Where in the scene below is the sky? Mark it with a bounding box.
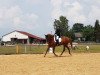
[0,0,100,38]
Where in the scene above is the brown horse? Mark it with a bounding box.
[44,34,73,57]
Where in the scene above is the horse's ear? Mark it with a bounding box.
[44,34,47,37]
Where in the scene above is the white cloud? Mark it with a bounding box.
[50,0,63,19]
[51,0,62,8]
[51,0,87,24]
[0,5,22,26]
[87,6,100,25]
[51,9,63,19]
[22,13,39,29]
[66,2,86,23]
[88,6,100,20]
[0,5,39,30]
[13,17,22,26]
[5,6,22,19]
[80,0,100,5]
[67,2,82,16]
[28,13,38,22]
[26,0,43,5]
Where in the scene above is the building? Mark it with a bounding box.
[74,33,83,41]
[2,30,46,44]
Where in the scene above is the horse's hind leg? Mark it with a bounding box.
[44,47,49,57]
[60,46,65,56]
[66,45,72,55]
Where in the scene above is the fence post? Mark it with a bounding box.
[25,45,27,53]
[16,45,19,54]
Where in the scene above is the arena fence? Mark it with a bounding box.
[0,44,47,55]
[0,44,100,55]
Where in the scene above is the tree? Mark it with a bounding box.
[71,23,95,41]
[68,29,75,41]
[53,16,69,36]
[94,20,100,42]
[72,23,84,32]
[82,25,94,41]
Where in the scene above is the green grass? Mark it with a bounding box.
[72,44,100,53]
[0,44,100,55]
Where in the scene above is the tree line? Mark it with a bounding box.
[53,16,100,42]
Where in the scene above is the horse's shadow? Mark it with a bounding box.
[47,55,72,58]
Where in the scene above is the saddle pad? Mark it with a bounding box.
[59,38,61,42]
[54,37,62,42]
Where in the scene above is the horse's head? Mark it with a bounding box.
[45,34,54,42]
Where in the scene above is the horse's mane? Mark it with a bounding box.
[46,34,54,37]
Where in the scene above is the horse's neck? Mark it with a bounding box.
[48,37,54,43]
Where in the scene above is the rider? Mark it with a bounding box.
[55,27,61,45]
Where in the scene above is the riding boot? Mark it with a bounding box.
[56,40,59,46]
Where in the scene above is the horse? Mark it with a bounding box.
[44,34,73,57]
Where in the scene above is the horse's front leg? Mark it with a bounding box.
[53,47,58,57]
[44,47,49,57]
[59,45,65,56]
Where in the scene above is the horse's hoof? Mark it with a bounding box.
[70,54,72,56]
[54,54,58,57]
[55,55,58,57]
[59,55,62,57]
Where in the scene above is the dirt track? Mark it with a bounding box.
[0,53,100,75]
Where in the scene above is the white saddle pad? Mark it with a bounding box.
[59,38,61,42]
[54,37,62,42]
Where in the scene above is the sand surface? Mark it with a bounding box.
[0,53,100,75]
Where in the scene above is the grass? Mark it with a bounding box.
[72,44,100,53]
[0,44,100,55]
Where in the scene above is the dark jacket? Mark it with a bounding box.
[55,28,61,37]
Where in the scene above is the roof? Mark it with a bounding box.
[17,30,45,40]
[2,30,45,40]
[74,33,83,38]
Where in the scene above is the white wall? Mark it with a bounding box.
[2,31,28,42]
